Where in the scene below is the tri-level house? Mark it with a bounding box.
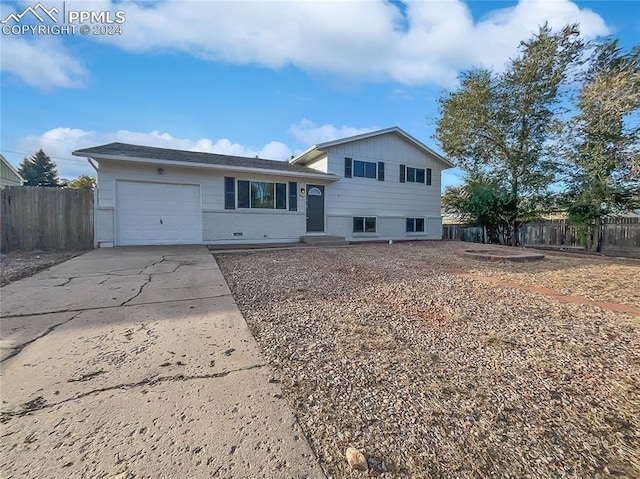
[73,127,453,247]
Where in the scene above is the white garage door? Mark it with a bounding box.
[116,181,201,246]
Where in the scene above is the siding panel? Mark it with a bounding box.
[321,133,445,240]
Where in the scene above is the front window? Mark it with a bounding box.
[251,182,274,208]
[353,216,377,233]
[238,180,287,209]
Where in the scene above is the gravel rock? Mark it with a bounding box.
[346,447,368,471]
[1,250,87,286]
[217,241,640,478]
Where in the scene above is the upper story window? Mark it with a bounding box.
[400,164,432,185]
[345,158,384,181]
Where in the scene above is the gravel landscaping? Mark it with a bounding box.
[0,250,88,286]
[216,241,639,479]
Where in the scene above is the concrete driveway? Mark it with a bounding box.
[0,246,324,479]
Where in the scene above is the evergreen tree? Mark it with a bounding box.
[17,150,60,187]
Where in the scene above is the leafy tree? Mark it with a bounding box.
[67,175,96,189]
[17,149,60,187]
[443,176,514,244]
[560,40,640,251]
[435,24,583,245]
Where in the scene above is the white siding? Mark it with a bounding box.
[95,160,321,245]
[321,133,445,240]
[203,211,304,244]
[95,207,114,247]
[306,157,328,173]
[1,159,23,188]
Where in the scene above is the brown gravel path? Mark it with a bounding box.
[452,271,640,317]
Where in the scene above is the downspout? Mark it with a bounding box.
[87,158,98,249]
[87,157,98,171]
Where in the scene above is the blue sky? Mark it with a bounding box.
[1,0,638,190]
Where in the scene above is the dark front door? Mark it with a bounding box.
[306,184,325,232]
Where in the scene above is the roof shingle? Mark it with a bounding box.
[73,142,334,176]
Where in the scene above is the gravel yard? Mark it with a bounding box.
[0,250,87,286]
[216,241,639,479]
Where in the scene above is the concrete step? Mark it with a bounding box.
[299,235,349,246]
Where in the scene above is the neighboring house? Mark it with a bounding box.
[0,154,25,188]
[72,127,453,247]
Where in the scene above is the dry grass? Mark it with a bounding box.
[217,242,640,478]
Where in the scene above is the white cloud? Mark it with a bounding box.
[288,120,377,146]
[0,36,87,90]
[93,0,608,87]
[1,0,610,90]
[16,128,293,179]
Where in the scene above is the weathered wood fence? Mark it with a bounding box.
[1,186,94,252]
[443,217,640,258]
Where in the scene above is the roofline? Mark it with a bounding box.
[0,154,25,183]
[290,126,454,168]
[72,151,340,182]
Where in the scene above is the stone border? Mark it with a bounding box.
[452,271,640,317]
[461,249,545,262]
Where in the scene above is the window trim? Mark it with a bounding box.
[353,216,377,233]
[236,179,288,210]
[350,159,377,179]
[406,217,426,233]
[400,164,432,185]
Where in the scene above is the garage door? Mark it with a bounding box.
[116,181,201,246]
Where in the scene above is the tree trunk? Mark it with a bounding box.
[593,217,602,253]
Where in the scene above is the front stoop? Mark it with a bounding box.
[299,235,349,246]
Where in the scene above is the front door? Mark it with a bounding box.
[306,184,325,233]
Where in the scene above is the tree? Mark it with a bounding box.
[17,150,60,187]
[67,175,96,189]
[442,175,513,244]
[435,24,583,245]
[560,41,640,251]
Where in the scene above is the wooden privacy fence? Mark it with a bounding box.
[1,186,94,252]
[443,218,640,258]
[521,218,640,257]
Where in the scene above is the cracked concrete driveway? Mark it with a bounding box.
[0,246,324,479]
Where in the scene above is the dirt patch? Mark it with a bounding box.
[217,242,640,478]
[1,250,88,286]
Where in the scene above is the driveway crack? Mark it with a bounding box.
[54,277,74,287]
[1,311,83,363]
[0,364,267,422]
[0,293,233,319]
[139,256,167,275]
[120,274,152,306]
